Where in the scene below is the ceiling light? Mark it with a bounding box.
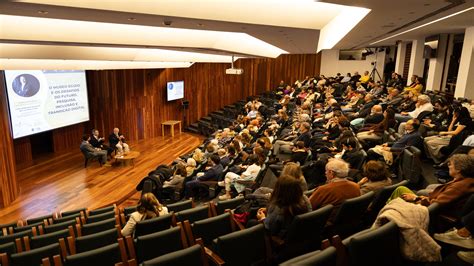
[128,17,136,21]
[0,59,194,70]
[0,15,286,58]
[37,10,48,14]
[371,7,474,45]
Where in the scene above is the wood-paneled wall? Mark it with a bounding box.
[12,53,320,171]
[0,72,19,207]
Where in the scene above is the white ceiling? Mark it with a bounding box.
[0,0,473,70]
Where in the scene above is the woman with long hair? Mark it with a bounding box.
[121,193,168,237]
[256,175,311,238]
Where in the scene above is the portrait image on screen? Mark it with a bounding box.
[167,81,184,101]
[4,70,90,139]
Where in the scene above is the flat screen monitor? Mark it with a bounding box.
[3,70,90,139]
[167,80,184,101]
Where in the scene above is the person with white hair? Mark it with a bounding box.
[395,94,433,126]
[308,158,360,210]
[109,127,129,155]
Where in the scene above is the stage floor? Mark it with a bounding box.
[0,133,203,224]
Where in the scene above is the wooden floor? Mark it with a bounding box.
[0,133,203,224]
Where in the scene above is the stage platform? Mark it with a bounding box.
[0,133,203,224]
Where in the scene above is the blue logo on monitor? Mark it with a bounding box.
[168,83,174,90]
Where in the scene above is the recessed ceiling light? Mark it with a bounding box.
[197,23,204,27]
[38,10,48,14]
[128,17,136,21]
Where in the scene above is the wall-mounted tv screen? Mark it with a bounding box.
[167,80,184,101]
[3,70,90,139]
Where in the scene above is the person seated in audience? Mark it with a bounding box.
[461,99,474,119]
[366,119,422,165]
[218,154,262,200]
[340,73,351,83]
[367,81,384,97]
[216,129,232,147]
[419,98,450,137]
[386,72,402,88]
[425,106,473,164]
[276,80,286,93]
[162,163,188,198]
[192,148,205,164]
[256,175,312,238]
[185,154,223,199]
[80,134,111,167]
[308,158,360,211]
[359,70,371,84]
[273,122,311,156]
[121,193,168,237]
[351,71,361,83]
[217,148,230,167]
[342,91,364,111]
[349,93,377,120]
[109,127,129,155]
[357,160,392,195]
[383,88,404,106]
[357,107,396,147]
[395,91,418,113]
[185,158,197,177]
[396,94,433,132]
[269,141,308,174]
[390,154,474,216]
[350,104,384,130]
[90,129,114,157]
[403,75,424,95]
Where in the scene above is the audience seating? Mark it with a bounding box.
[10,242,62,266]
[126,224,188,264]
[280,246,337,266]
[60,208,87,219]
[60,240,129,266]
[342,221,403,266]
[76,217,119,237]
[81,150,102,168]
[24,228,71,253]
[184,212,241,246]
[81,210,118,224]
[134,213,175,238]
[167,199,194,213]
[398,146,424,187]
[210,197,245,215]
[141,244,215,266]
[175,205,213,224]
[40,219,78,235]
[68,228,120,254]
[272,204,334,261]
[210,224,271,266]
[365,180,409,224]
[328,191,375,238]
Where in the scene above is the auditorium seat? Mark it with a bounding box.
[77,218,119,237]
[342,221,403,266]
[280,246,337,266]
[0,231,32,247]
[10,242,61,266]
[366,180,409,224]
[211,197,245,215]
[184,212,240,246]
[0,242,17,265]
[13,221,43,234]
[272,204,334,261]
[126,225,188,264]
[327,191,375,238]
[81,210,117,224]
[175,205,212,224]
[1,222,18,235]
[81,149,102,168]
[167,199,194,213]
[68,228,120,254]
[62,240,129,266]
[210,224,271,266]
[141,244,213,266]
[60,208,87,219]
[87,205,118,217]
[134,213,175,238]
[26,214,55,226]
[24,228,72,251]
[40,219,78,235]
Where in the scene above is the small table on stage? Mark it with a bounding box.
[115,151,140,167]
[161,120,182,137]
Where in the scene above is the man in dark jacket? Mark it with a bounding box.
[184,155,223,198]
[90,129,114,156]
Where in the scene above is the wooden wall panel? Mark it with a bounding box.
[12,53,320,170]
[0,72,19,207]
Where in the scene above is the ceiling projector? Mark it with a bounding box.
[225,68,244,75]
